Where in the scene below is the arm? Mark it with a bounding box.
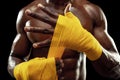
[25,5,120,79]
[88,4,120,79]
[8,7,63,79]
[7,9,32,77]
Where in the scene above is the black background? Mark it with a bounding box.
[0,0,119,80]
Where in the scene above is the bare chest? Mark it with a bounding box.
[26,6,93,43]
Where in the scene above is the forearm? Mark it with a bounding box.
[7,55,24,77]
[50,12,102,60]
[92,49,120,79]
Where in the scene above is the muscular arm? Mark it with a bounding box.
[87,4,120,79]
[23,2,120,79]
[7,9,32,77]
[7,7,62,79]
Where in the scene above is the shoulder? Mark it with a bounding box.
[16,0,45,25]
[84,2,105,20]
[16,1,38,33]
[16,0,46,33]
[16,1,36,24]
[83,2,107,28]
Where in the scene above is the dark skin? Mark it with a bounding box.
[8,0,119,80]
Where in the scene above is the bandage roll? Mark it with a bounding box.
[14,57,57,80]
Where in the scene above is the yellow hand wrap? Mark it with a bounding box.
[48,12,102,61]
[14,57,57,80]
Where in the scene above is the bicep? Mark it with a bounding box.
[92,6,118,52]
[93,26,118,53]
[91,5,120,79]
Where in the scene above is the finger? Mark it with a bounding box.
[25,9,57,26]
[57,68,62,77]
[24,26,54,34]
[25,9,50,23]
[33,38,51,48]
[56,58,64,70]
[56,58,64,77]
[37,3,58,18]
[58,77,65,80]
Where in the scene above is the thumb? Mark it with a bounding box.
[64,3,72,15]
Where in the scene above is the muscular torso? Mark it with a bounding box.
[24,1,95,80]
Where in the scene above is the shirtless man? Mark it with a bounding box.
[8,0,120,80]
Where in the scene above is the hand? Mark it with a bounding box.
[25,3,60,48]
[24,3,71,48]
[25,3,59,27]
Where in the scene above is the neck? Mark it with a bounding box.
[70,0,87,7]
[46,0,70,6]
